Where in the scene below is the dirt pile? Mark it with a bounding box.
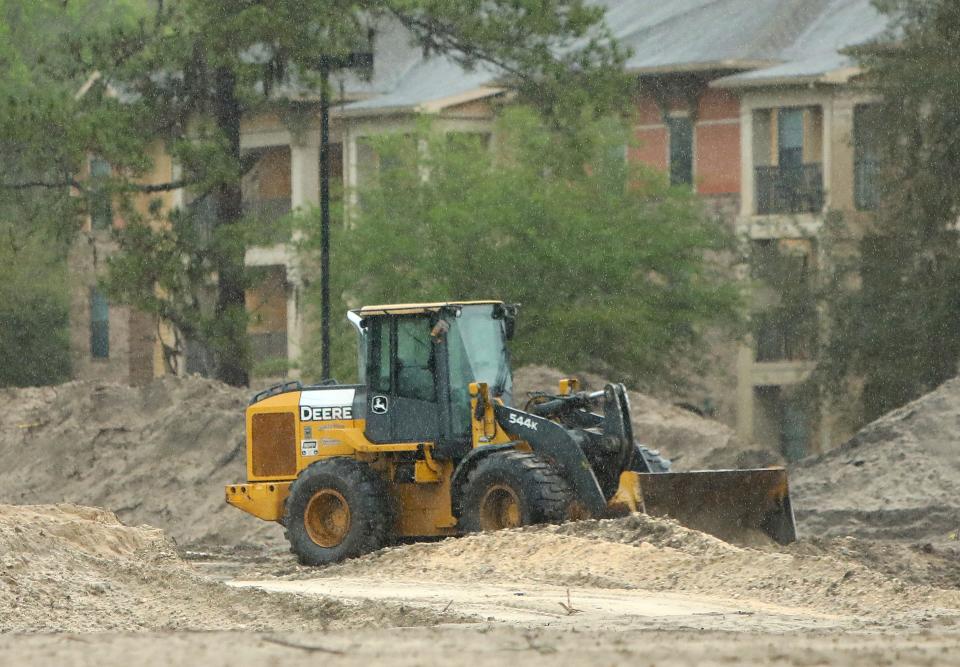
[0,504,454,633]
[513,365,781,470]
[791,377,960,540]
[0,377,281,549]
[288,513,960,618]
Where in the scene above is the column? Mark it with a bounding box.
[739,103,755,219]
[289,135,320,210]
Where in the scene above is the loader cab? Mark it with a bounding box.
[353,301,515,456]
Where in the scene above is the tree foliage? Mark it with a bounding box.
[299,109,742,389]
[1,0,629,386]
[820,0,960,421]
[0,1,149,387]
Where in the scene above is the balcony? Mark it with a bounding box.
[755,164,824,215]
[855,159,880,211]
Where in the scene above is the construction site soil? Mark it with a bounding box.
[791,376,960,541]
[2,371,960,665]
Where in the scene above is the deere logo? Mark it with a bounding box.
[371,395,389,414]
[300,405,353,422]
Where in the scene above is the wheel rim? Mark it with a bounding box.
[479,484,523,531]
[304,489,351,547]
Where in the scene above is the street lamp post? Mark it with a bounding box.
[316,50,372,381]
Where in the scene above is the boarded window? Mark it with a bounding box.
[667,116,693,186]
[90,287,109,359]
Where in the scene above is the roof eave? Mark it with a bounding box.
[627,59,781,76]
[336,86,504,119]
[711,66,863,90]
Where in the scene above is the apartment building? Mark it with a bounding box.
[69,0,889,458]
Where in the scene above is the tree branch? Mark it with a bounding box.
[0,178,86,192]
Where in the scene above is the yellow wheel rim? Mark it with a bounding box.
[479,484,523,531]
[304,489,351,548]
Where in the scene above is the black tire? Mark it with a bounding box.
[460,450,572,532]
[283,457,392,565]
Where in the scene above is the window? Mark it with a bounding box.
[90,288,110,359]
[368,318,392,394]
[395,318,435,402]
[777,109,804,168]
[366,316,436,402]
[89,158,112,230]
[667,116,693,186]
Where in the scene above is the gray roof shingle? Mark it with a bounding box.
[341,0,890,113]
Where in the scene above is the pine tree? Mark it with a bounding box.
[2,0,628,386]
[821,0,960,421]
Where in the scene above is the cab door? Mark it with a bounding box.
[364,315,440,443]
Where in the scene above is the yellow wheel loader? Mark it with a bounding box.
[226,300,796,565]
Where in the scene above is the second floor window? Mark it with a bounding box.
[89,158,112,230]
[667,116,693,186]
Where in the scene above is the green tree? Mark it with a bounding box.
[3,0,628,387]
[0,0,148,387]
[820,0,960,421]
[298,109,742,390]
[0,220,72,387]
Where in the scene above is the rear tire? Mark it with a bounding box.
[460,451,572,532]
[283,457,391,565]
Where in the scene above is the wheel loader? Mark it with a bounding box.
[225,300,796,564]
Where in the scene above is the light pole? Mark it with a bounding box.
[316,50,372,380]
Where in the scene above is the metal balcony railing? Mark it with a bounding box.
[755,164,824,215]
[854,159,880,210]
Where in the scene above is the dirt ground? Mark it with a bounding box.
[3,374,960,665]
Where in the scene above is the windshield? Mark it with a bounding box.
[446,305,513,437]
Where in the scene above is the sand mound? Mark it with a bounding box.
[287,513,960,618]
[513,365,781,470]
[0,377,281,549]
[0,504,454,633]
[791,377,960,540]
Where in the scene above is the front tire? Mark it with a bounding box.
[460,451,572,532]
[283,457,391,565]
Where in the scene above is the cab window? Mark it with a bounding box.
[395,317,436,402]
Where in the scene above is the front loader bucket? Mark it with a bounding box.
[637,468,797,545]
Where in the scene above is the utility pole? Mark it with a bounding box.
[316,48,373,381]
[319,59,331,380]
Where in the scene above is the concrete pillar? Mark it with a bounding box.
[284,136,320,378]
[735,343,755,443]
[345,126,360,224]
[829,96,857,213]
[739,104,755,218]
[821,97,834,211]
[285,256,302,379]
[290,136,320,210]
